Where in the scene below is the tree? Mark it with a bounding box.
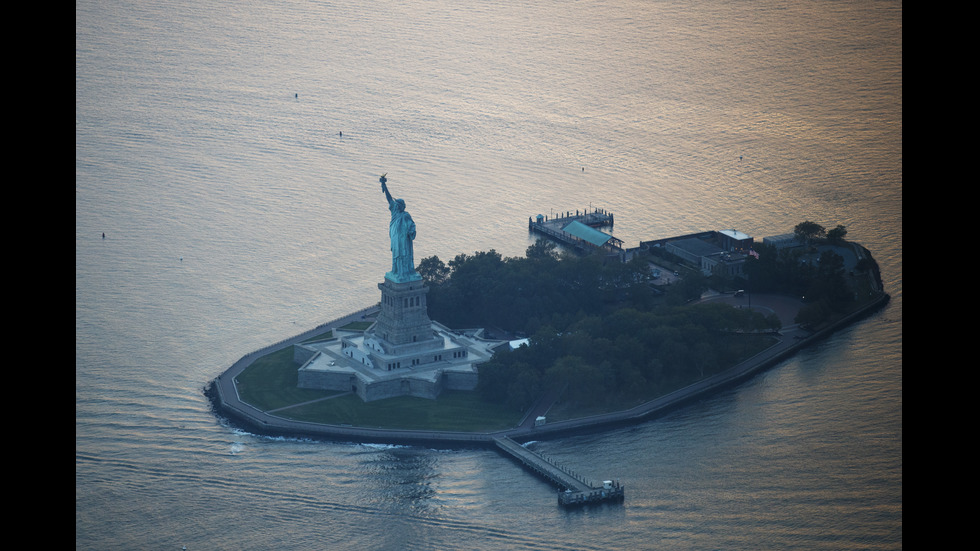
[546,355,607,406]
[794,221,826,245]
[826,224,848,244]
[507,367,541,411]
[807,250,851,305]
[667,269,708,304]
[525,238,559,261]
[417,255,449,286]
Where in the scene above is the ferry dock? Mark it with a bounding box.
[528,207,622,255]
[494,436,624,507]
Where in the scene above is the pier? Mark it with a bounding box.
[494,436,624,507]
[528,208,622,254]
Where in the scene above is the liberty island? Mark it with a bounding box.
[205,174,888,507]
[207,172,890,438]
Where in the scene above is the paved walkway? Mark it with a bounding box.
[695,292,804,328]
[209,292,889,447]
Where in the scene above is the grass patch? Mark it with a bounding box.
[300,329,333,343]
[235,329,780,431]
[279,390,521,431]
[339,321,373,331]
[235,347,342,410]
[234,346,522,431]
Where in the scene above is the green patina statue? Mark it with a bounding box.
[380,174,421,283]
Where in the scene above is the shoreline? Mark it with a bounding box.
[206,291,891,449]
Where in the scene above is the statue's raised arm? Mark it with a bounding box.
[380,173,394,208]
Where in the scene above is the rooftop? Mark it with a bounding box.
[298,321,503,384]
[718,229,751,241]
[562,220,617,247]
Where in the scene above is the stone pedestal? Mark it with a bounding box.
[370,277,441,351]
[297,277,504,401]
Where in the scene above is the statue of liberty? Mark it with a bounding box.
[380,174,421,283]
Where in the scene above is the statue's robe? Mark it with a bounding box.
[388,202,417,279]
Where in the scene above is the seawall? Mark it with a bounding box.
[206,291,890,447]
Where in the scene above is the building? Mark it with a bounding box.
[701,250,750,277]
[560,220,624,253]
[528,208,621,256]
[644,229,755,278]
[296,277,506,402]
[716,229,753,252]
[762,233,803,249]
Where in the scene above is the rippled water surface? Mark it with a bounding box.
[77,1,901,549]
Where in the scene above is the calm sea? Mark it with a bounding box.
[76,0,901,549]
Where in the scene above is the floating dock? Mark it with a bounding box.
[528,208,622,254]
[494,436,624,507]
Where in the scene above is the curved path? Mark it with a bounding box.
[695,292,805,328]
[208,293,890,448]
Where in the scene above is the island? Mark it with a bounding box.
[205,188,889,506]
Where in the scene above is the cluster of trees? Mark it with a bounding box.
[419,240,780,411]
[418,218,866,411]
[744,243,850,300]
[746,221,861,327]
[419,241,659,336]
[478,303,779,411]
[793,220,848,245]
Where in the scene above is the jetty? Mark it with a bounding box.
[528,208,622,254]
[494,436,624,507]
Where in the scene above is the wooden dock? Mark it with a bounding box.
[528,208,622,254]
[494,436,624,507]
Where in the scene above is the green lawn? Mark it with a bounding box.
[278,391,521,431]
[234,327,780,431]
[338,321,374,331]
[234,344,523,431]
[234,346,342,410]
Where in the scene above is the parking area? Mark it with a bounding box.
[646,261,681,285]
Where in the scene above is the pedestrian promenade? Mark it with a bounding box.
[209,292,889,446]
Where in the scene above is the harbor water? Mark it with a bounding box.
[76,1,902,549]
